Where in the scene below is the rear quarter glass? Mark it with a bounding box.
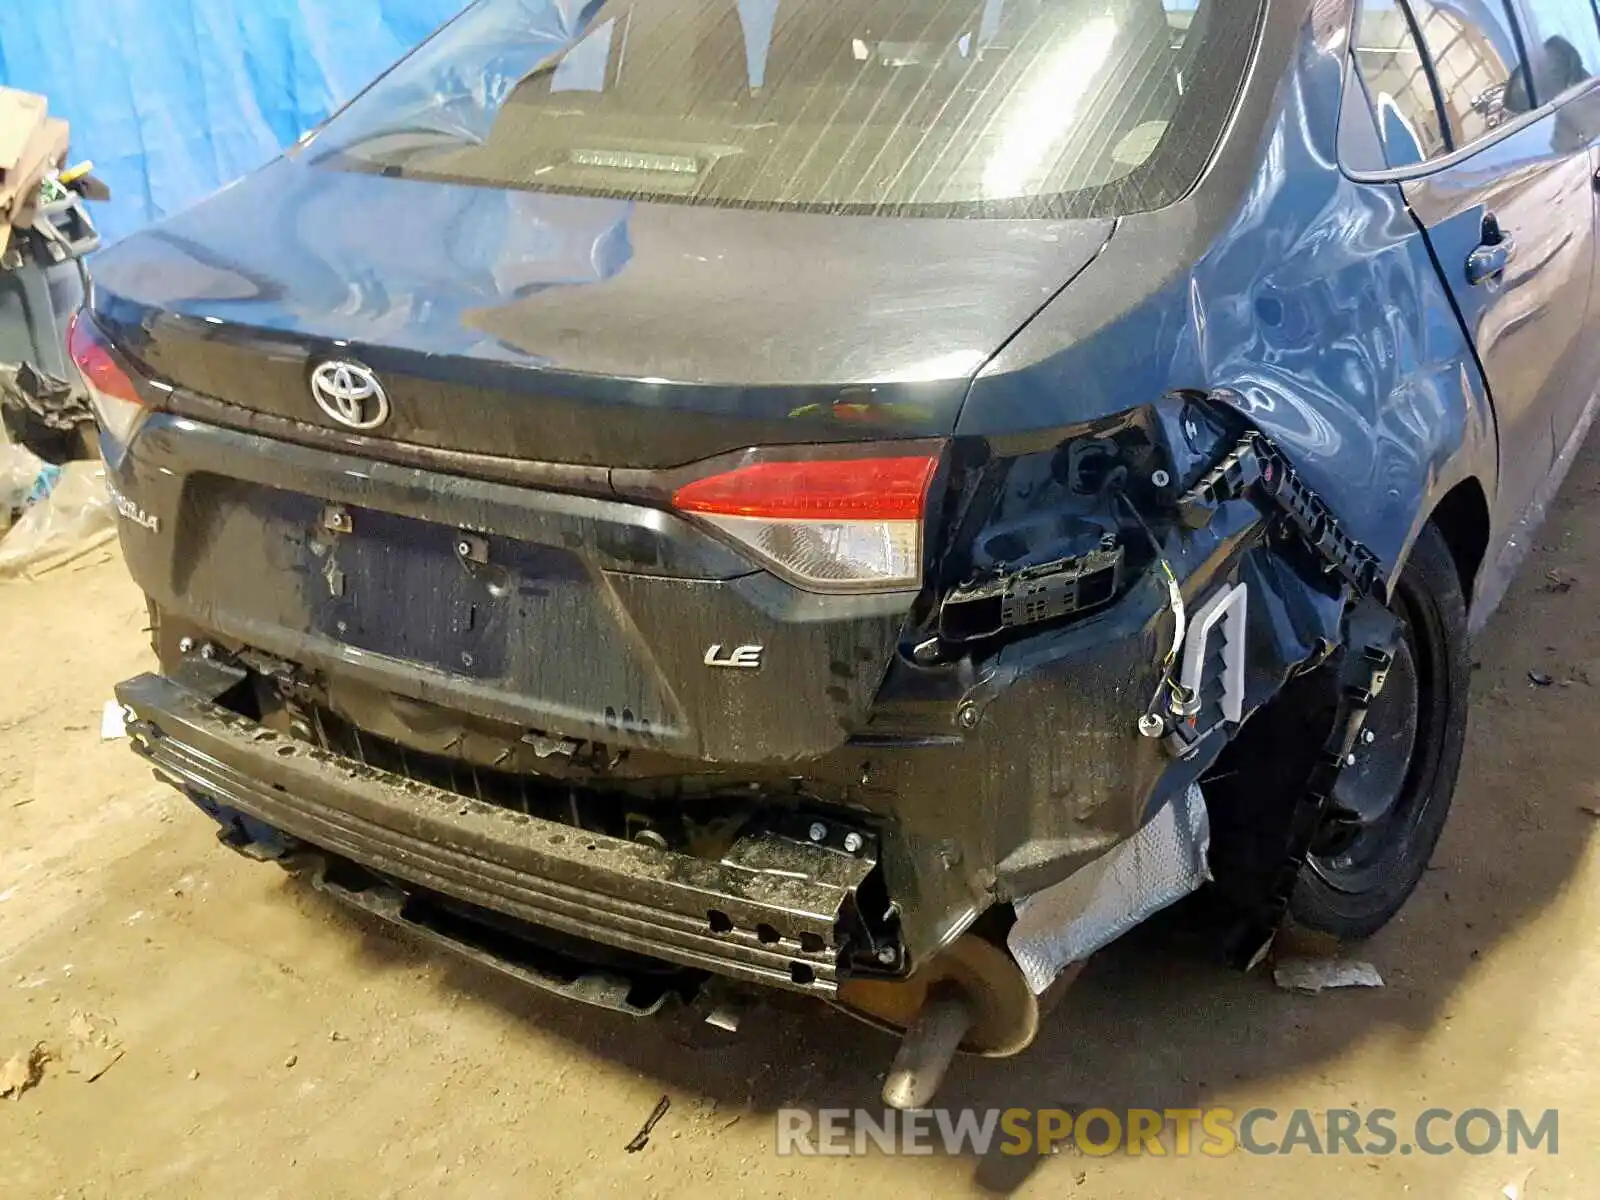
[309,0,1263,219]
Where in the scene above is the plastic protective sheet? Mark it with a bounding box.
[0,0,464,244]
[0,457,113,578]
[0,439,43,519]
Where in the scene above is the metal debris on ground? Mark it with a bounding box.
[62,1010,123,1083]
[625,1095,671,1152]
[1502,1165,1536,1199]
[702,1005,742,1033]
[0,1042,49,1097]
[1542,569,1575,593]
[1528,671,1554,687]
[100,699,128,740]
[1272,958,1385,993]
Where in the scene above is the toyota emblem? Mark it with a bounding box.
[310,361,391,431]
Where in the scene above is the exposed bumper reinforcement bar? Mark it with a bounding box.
[115,671,879,996]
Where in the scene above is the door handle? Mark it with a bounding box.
[1465,215,1516,286]
[1466,240,1514,285]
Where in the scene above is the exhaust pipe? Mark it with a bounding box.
[881,986,974,1109]
[838,933,1049,1109]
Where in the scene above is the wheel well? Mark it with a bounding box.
[1205,485,1487,920]
[1427,480,1490,605]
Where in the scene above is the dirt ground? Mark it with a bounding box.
[2,437,1598,1199]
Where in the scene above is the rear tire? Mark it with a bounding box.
[1290,522,1470,938]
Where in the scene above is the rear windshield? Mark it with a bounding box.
[311,0,1261,218]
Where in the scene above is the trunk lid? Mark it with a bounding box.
[91,156,1113,467]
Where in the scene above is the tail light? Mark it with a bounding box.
[68,312,149,452]
[672,450,941,592]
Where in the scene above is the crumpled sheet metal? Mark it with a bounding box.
[314,0,597,156]
[1007,783,1210,995]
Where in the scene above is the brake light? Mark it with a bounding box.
[68,312,148,452]
[672,453,939,591]
[68,313,140,402]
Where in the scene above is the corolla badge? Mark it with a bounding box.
[106,483,159,533]
[311,361,390,430]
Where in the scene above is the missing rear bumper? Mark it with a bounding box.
[299,849,691,1016]
[117,670,898,998]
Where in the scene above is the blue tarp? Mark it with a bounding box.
[0,0,465,244]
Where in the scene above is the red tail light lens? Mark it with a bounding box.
[67,313,142,406]
[672,452,940,592]
[672,456,938,521]
[68,313,149,453]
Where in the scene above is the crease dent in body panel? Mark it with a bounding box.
[308,0,604,154]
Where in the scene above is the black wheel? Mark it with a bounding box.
[1290,522,1470,938]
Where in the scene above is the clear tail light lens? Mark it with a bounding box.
[672,453,940,592]
[67,312,148,451]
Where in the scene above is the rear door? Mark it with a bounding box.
[1364,0,1600,527]
[1511,0,1600,449]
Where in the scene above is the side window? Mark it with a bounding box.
[1354,2,1451,166]
[1407,0,1531,146]
[1517,0,1600,98]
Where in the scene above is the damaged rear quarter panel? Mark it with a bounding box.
[957,0,1495,582]
[919,1,1496,928]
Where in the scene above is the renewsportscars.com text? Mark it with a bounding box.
[776,1106,1558,1158]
